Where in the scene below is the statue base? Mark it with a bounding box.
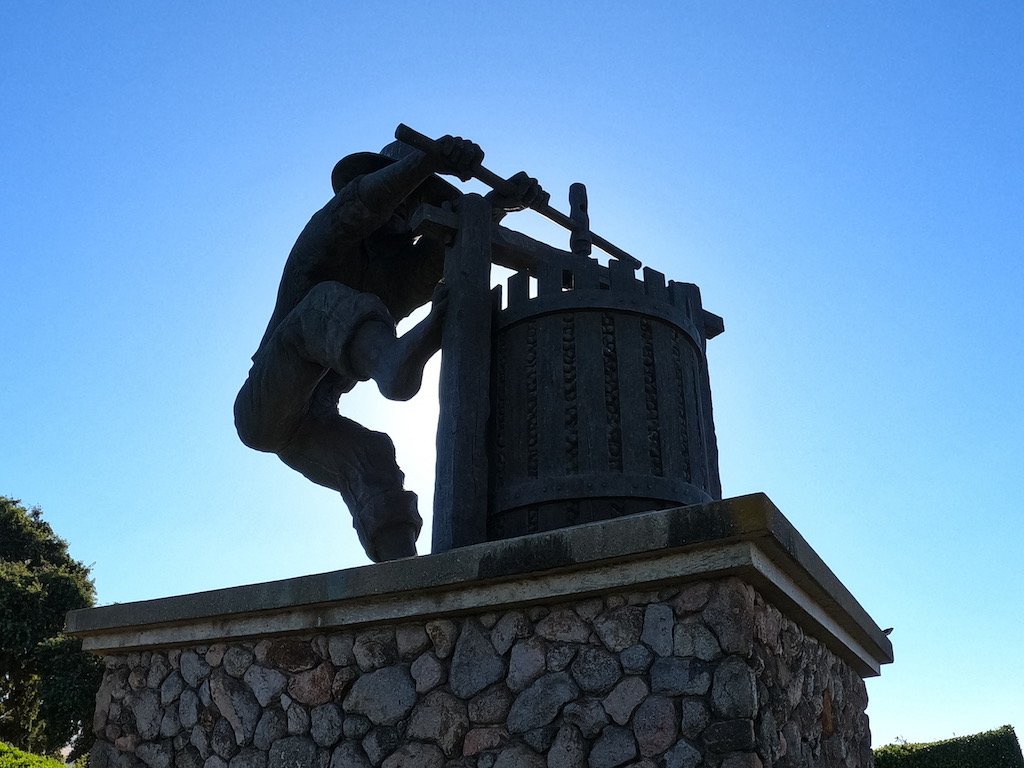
[68,493,892,768]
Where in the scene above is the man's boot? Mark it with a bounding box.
[353,489,422,562]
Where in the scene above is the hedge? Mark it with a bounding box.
[875,725,1023,768]
[0,743,66,768]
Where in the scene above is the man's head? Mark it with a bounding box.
[331,141,461,204]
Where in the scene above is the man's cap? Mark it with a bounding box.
[331,141,461,202]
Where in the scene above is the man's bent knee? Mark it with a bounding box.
[234,382,294,453]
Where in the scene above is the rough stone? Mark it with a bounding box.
[181,652,212,688]
[366,729,401,768]
[546,643,577,672]
[138,741,174,768]
[679,698,710,739]
[640,605,673,657]
[342,665,416,726]
[626,590,661,606]
[178,746,204,768]
[507,637,546,692]
[548,724,586,768]
[673,621,722,661]
[266,641,317,673]
[131,689,162,740]
[108,667,130,701]
[492,743,545,768]
[223,648,254,679]
[342,714,371,741]
[662,739,701,768]
[288,662,335,706]
[463,727,509,756]
[450,620,505,699]
[672,583,713,614]
[190,725,211,759]
[490,611,529,655]
[329,743,369,768]
[522,726,558,753]
[507,672,578,733]
[650,658,710,696]
[720,754,763,768]
[161,672,186,707]
[353,630,397,672]
[394,625,430,660]
[633,696,677,757]
[253,709,286,752]
[161,708,182,739]
[589,726,637,768]
[93,675,116,735]
[326,634,355,667]
[212,718,240,760]
[331,667,358,700]
[468,684,514,724]
[702,580,754,657]
[602,677,648,726]
[406,690,469,757]
[87,565,876,768]
[619,644,653,675]
[703,719,756,753]
[268,737,316,768]
[574,599,604,622]
[244,666,287,708]
[148,655,172,689]
[535,609,590,644]
[425,619,458,659]
[286,703,310,736]
[380,742,444,768]
[309,704,343,747]
[410,651,446,694]
[129,668,148,691]
[206,646,227,668]
[228,749,266,768]
[211,669,262,745]
[570,646,621,695]
[593,607,643,653]
[115,734,141,754]
[562,699,608,739]
[712,656,758,719]
[361,727,400,767]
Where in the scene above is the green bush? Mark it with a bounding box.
[875,725,1024,768]
[0,742,67,768]
[0,497,101,759]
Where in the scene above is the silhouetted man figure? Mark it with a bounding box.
[235,135,538,562]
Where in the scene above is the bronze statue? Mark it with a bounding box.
[235,135,540,562]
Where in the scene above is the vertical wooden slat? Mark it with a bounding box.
[613,313,649,477]
[433,194,493,553]
[507,271,530,308]
[643,267,668,303]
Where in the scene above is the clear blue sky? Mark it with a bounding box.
[3,1,1022,749]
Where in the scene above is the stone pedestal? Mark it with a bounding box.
[68,494,892,768]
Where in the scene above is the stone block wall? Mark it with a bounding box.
[89,576,872,768]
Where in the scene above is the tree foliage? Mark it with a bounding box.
[875,725,1024,768]
[0,741,67,768]
[1,496,102,758]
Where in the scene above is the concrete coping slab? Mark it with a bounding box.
[66,492,893,676]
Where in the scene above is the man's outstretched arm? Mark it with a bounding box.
[357,135,482,216]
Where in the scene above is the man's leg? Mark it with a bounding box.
[277,409,422,561]
[234,281,388,453]
[349,282,448,402]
